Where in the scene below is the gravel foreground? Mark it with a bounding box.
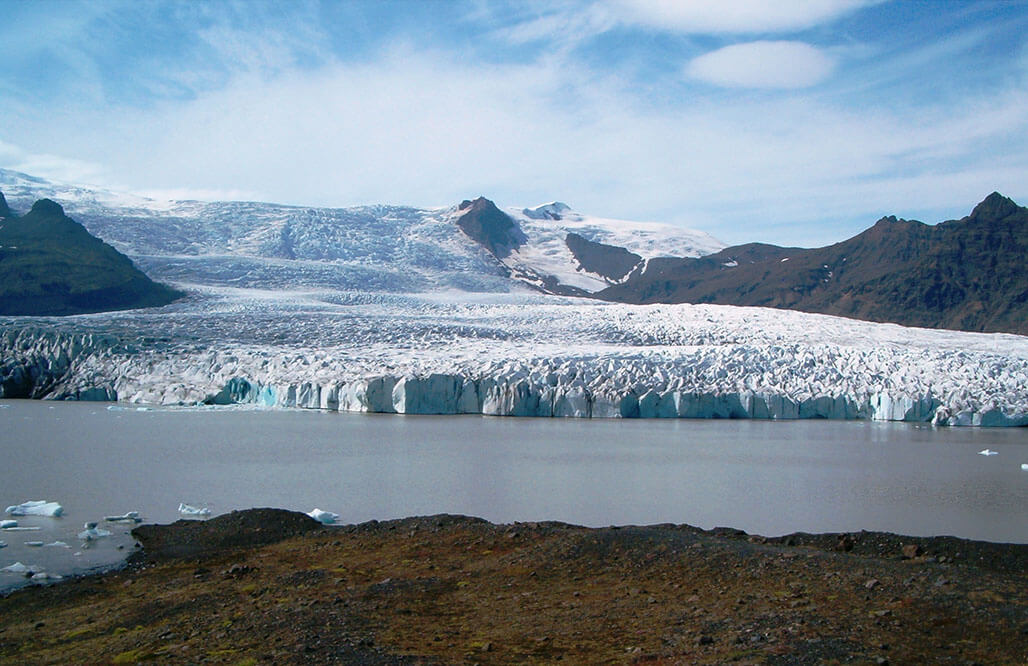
[1,508,1026,664]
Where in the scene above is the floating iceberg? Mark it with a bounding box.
[77,522,112,540]
[30,572,63,581]
[978,449,999,456]
[24,541,44,547]
[5,500,64,517]
[0,520,16,529]
[1021,463,1028,471]
[307,508,340,525]
[44,541,70,548]
[0,541,5,548]
[178,503,212,517]
[104,511,142,523]
[2,562,37,574]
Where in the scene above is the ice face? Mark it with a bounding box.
[2,291,1027,426]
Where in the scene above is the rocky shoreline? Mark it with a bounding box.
[1,508,1026,663]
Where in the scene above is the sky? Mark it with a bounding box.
[1,0,1027,247]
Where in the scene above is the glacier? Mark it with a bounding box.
[1,168,1027,426]
[2,290,1027,426]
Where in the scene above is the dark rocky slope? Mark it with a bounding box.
[565,231,642,281]
[0,194,182,316]
[600,193,1028,334]
[454,196,526,258]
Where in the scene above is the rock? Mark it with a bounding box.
[902,544,923,559]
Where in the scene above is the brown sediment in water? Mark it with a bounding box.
[1,508,1026,664]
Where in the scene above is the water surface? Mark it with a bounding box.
[2,400,1026,590]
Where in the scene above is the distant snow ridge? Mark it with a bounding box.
[2,295,1026,426]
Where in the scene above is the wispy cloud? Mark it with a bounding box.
[611,0,879,34]
[1,1,1025,247]
[0,140,107,185]
[687,41,836,89]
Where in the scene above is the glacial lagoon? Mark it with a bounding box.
[1,399,1027,590]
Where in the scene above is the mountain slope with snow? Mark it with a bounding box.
[0,170,723,297]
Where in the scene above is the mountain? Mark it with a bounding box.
[0,169,724,297]
[0,195,182,316]
[599,193,1028,335]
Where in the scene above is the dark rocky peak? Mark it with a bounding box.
[0,190,10,218]
[454,196,525,259]
[29,198,66,217]
[967,192,1021,224]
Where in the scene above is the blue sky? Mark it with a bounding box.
[1,0,1026,246]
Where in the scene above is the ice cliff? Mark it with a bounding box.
[2,293,1026,426]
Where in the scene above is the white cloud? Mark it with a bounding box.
[613,0,878,34]
[687,41,835,88]
[0,139,106,185]
[4,36,1026,247]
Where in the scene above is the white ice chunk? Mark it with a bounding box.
[0,520,16,529]
[78,524,112,540]
[178,503,212,517]
[1021,463,1028,471]
[0,526,40,531]
[25,541,44,547]
[104,511,142,523]
[43,541,70,548]
[978,449,998,456]
[5,500,64,517]
[307,508,339,525]
[2,562,37,574]
[0,542,6,548]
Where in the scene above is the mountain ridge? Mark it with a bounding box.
[0,194,182,316]
[599,192,1028,335]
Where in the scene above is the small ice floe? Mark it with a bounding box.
[77,522,112,540]
[44,541,70,548]
[30,572,63,582]
[1021,463,1028,471]
[0,520,17,529]
[0,526,40,531]
[5,500,64,517]
[307,508,340,525]
[978,449,998,456]
[0,541,6,548]
[2,562,38,575]
[104,511,142,524]
[24,541,44,547]
[178,503,212,517]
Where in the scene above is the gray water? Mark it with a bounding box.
[2,400,1027,590]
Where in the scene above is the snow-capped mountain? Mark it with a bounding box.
[0,169,724,296]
